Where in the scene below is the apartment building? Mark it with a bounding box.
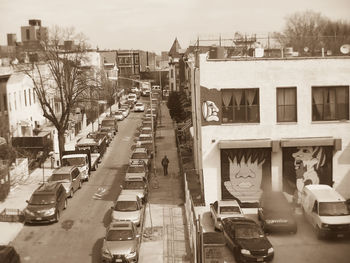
[191,53,350,206]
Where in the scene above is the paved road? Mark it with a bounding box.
[201,210,350,263]
[12,111,143,263]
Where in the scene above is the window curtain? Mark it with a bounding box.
[284,88,296,121]
[313,88,324,118]
[233,90,243,110]
[246,89,256,105]
[328,89,336,119]
[222,90,232,108]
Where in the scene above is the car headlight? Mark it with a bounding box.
[241,249,251,255]
[102,248,112,259]
[268,247,274,254]
[44,208,56,216]
[24,209,35,216]
[126,251,136,259]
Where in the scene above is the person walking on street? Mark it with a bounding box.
[161,155,169,176]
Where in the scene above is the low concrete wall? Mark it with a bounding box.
[9,158,29,185]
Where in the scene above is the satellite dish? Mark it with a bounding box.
[304,47,309,52]
[340,44,350,54]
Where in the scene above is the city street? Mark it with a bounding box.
[11,110,143,262]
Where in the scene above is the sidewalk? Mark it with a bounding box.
[0,104,117,245]
[139,103,191,263]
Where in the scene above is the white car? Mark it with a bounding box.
[111,193,144,226]
[134,102,145,112]
[114,110,125,121]
[210,200,244,231]
[120,107,129,117]
[128,93,137,104]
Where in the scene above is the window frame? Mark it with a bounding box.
[221,88,260,124]
[311,86,349,121]
[276,87,297,123]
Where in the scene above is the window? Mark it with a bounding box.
[33,89,36,103]
[8,93,11,111]
[26,29,30,40]
[222,88,260,123]
[3,94,7,111]
[277,87,297,122]
[312,86,349,121]
[14,92,17,110]
[29,89,32,105]
[171,69,174,78]
[24,90,27,106]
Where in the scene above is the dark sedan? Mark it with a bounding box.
[258,191,297,234]
[222,217,274,263]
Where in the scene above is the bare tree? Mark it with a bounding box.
[20,26,96,163]
[274,10,328,55]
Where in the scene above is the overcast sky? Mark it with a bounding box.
[0,0,349,54]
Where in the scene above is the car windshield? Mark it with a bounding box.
[220,206,241,214]
[139,137,151,141]
[128,166,145,173]
[235,225,263,239]
[136,103,143,106]
[29,194,55,205]
[62,157,85,166]
[319,202,350,216]
[115,201,138,211]
[132,153,147,159]
[50,174,70,182]
[106,230,134,241]
[123,181,145,189]
[101,120,115,126]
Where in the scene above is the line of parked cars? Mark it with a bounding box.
[101,96,159,263]
[23,115,118,225]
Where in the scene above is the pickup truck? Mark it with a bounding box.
[75,138,102,169]
[62,150,97,181]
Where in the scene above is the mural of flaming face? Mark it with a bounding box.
[224,156,265,200]
[292,146,325,203]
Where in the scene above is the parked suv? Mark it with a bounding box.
[0,245,21,263]
[48,166,82,198]
[24,182,67,224]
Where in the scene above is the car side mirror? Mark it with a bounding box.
[136,234,140,238]
[120,185,123,189]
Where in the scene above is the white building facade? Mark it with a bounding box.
[194,54,350,206]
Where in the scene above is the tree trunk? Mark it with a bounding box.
[57,130,66,165]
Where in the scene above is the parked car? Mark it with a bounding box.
[114,110,125,121]
[222,217,274,263]
[120,107,129,118]
[101,221,140,263]
[126,160,149,179]
[24,182,67,224]
[128,93,137,104]
[111,193,144,226]
[136,134,153,144]
[301,184,350,239]
[100,116,118,137]
[87,131,111,147]
[139,126,152,135]
[0,245,21,263]
[48,166,82,198]
[258,191,297,234]
[129,148,151,169]
[210,200,244,231]
[134,102,145,112]
[121,175,148,203]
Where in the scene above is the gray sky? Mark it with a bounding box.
[0,0,349,54]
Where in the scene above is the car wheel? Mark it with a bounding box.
[70,189,74,198]
[79,180,82,189]
[55,211,60,222]
[64,199,67,209]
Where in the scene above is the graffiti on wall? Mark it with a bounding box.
[282,146,333,204]
[221,149,271,203]
[202,101,219,122]
[200,86,222,125]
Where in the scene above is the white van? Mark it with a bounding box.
[301,184,350,239]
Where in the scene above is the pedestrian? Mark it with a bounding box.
[161,155,169,176]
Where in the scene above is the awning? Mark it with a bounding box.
[280,137,340,147]
[218,139,272,149]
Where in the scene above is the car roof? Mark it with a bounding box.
[62,154,86,159]
[52,166,76,174]
[108,221,134,230]
[222,217,257,226]
[102,116,115,121]
[116,193,139,201]
[304,185,344,201]
[133,148,147,153]
[77,138,97,145]
[217,200,240,206]
[34,182,62,194]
